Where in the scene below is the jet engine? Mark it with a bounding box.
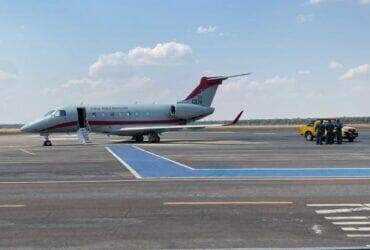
[172,103,214,120]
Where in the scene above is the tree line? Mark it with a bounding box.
[198,117,370,125]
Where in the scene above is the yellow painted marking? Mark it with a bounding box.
[0,204,25,208]
[19,148,35,156]
[163,201,293,206]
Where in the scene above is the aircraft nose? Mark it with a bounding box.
[20,124,31,132]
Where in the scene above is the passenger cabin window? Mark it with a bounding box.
[55,110,66,117]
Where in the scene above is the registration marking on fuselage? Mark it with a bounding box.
[106,145,370,179]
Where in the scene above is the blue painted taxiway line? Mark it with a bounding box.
[107,145,370,179]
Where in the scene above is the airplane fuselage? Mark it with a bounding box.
[21,103,214,136]
[21,74,249,145]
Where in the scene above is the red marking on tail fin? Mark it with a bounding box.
[185,77,224,100]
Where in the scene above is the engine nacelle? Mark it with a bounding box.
[173,103,214,120]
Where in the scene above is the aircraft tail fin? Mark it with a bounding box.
[179,73,251,107]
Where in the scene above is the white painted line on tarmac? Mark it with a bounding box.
[132,146,195,170]
[341,227,370,231]
[333,221,370,225]
[163,201,293,206]
[347,234,370,238]
[316,207,370,214]
[307,204,363,207]
[325,216,370,220]
[105,147,142,179]
[19,148,35,156]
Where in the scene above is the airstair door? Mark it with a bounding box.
[77,107,87,128]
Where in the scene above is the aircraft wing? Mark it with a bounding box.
[118,111,244,134]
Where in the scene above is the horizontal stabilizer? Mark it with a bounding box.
[225,110,244,126]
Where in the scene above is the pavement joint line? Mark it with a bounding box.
[163,201,293,206]
[19,148,35,156]
[2,177,370,185]
[0,204,25,208]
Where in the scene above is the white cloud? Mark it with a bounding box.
[89,42,192,77]
[297,69,311,75]
[309,0,367,5]
[196,25,217,34]
[339,64,370,80]
[296,14,315,23]
[0,70,17,82]
[126,42,192,66]
[45,42,193,107]
[264,75,295,85]
[309,0,325,4]
[329,61,344,69]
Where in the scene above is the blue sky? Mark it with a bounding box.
[0,0,370,123]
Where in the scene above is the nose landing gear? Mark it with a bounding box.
[42,134,52,146]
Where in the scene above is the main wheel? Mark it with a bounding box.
[43,140,52,146]
[148,132,160,143]
[348,137,354,142]
[305,132,313,141]
[134,134,144,143]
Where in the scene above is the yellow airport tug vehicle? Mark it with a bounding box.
[299,119,359,142]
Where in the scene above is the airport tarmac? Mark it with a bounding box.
[1,130,370,249]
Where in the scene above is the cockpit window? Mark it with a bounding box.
[44,110,55,117]
[55,110,67,117]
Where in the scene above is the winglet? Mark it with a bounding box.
[225,111,244,126]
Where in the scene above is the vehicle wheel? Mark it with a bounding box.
[305,132,313,141]
[43,140,52,146]
[348,137,354,142]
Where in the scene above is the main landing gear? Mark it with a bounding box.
[132,133,160,143]
[148,132,160,143]
[132,134,144,143]
[42,134,52,146]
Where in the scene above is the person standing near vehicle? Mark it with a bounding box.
[325,120,335,144]
[315,120,325,145]
[335,119,343,144]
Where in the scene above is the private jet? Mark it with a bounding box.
[21,73,249,146]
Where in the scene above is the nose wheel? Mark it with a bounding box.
[42,134,52,146]
[43,140,52,146]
